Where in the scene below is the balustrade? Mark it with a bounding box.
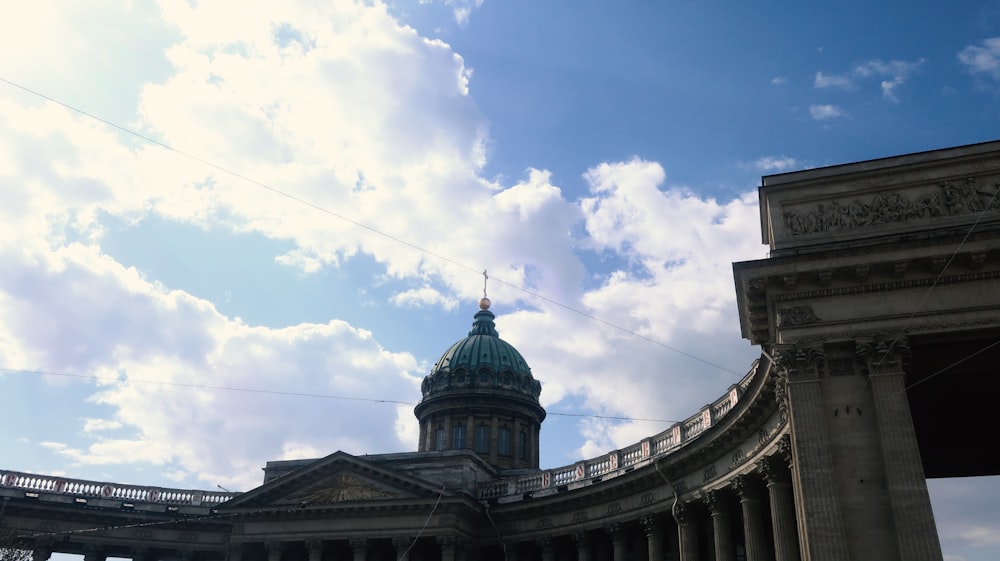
[0,470,237,507]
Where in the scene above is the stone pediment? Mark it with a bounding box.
[219,451,452,510]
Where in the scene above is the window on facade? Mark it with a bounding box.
[474,424,490,453]
[499,427,512,456]
[435,427,445,451]
[453,424,466,449]
[519,429,528,460]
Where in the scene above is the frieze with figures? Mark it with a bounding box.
[782,177,1000,236]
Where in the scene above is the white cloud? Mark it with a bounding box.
[810,104,844,120]
[815,71,853,89]
[391,287,460,310]
[447,0,485,25]
[0,242,422,489]
[958,37,1000,81]
[753,156,797,173]
[814,58,923,101]
[0,0,770,485]
[770,76,787,86]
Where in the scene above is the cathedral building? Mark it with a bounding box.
[6,139,1000,560]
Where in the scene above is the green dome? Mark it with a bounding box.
[432,309,531,377]
[418,304,541,402]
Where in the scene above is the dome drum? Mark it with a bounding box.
[415,302,546,470]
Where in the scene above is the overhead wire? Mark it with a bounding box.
[0,75,742,377]
[847,185,1000,402]
[0,367,682,424]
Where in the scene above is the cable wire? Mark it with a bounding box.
[0,367,681,424]
[0,75,743,377]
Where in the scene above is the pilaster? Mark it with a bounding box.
[858,338,943,561]
[775,344,851,560]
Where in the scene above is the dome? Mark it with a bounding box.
[418,304,541,401]
[413,299,545,469]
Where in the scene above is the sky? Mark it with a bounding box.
[1,1,999,559]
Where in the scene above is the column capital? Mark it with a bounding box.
[82,543,106,561]
[771,343,825,382]
[673,500,699,525]
[856,336,910,375]
[605,522,625,542]
[128,547,147,561]
[732,474,763,501]
[640,513,661,536]
[32,548,53,561]
[704,488,732,515]
[758,455,791,485]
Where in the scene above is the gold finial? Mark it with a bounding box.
[479,269,491,310]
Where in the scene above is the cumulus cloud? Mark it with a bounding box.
[0,0,768,486]
[958,37,1000,81]
[810,104,844,120]
[0,243,422,489]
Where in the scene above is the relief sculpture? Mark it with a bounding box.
[782,178,1000,235]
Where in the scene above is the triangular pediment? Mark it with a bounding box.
[220,451,454,510]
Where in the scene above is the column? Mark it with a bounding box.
[573,532,592,561]
[227,544,243,561]
[439,537,456,561]
[305,541,324,561]
[674,501,699,561]
[641,515,663,561]
[82,544,106,561]
[266,542,284,561]
[759,454,801,561]
[777,345,851,560]
[607,524,626,561]
[536,537,555,561]
[349,539,367,561]
[734,475,770,561]
[861,338,943,561]
[393,537,411,561]
[490,414,500,463]
[706,489,736,561]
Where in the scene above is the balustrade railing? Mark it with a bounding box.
[0,470,238,506]
[2,361,762,506]
[479,360,760,498]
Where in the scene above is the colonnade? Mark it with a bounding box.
[24,451,800,561]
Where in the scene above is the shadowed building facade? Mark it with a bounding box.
[5,140,1000,560]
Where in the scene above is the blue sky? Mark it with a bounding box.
[1,1,999,559]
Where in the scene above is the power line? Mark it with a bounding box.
[0,75,743,377]
[0,367,680,424]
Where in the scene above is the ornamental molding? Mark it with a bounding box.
[773,269,1000,303]
[781,177,1000,236]
[776,305,821,327]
